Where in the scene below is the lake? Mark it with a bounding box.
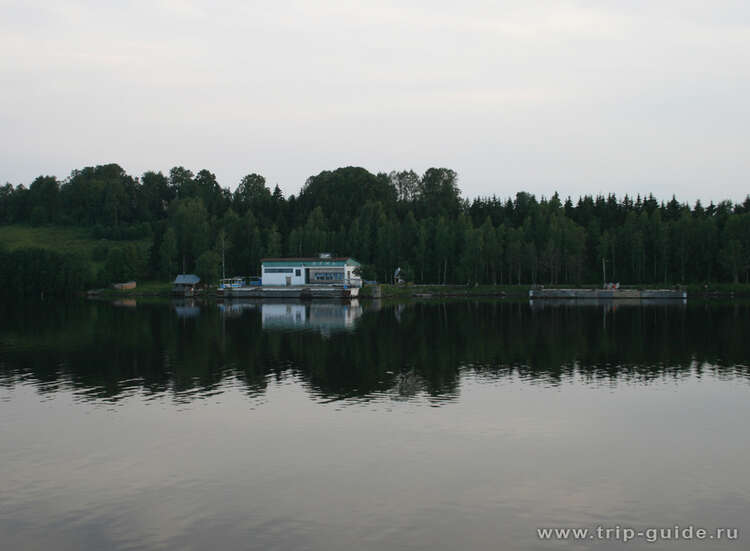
[1,298,748,550]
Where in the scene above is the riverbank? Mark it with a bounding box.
[359,283,750,300]
[92,282,530,299]
[88,281,750,300]
[359,284,527,299]
[87,281,173,297]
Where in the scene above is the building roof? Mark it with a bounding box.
[174,274,200,284]
[261,257,361,267]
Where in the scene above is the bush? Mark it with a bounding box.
[103,244,149,284]
[0,248,94,297]
[358,264,377,281]
[195,250,221,284]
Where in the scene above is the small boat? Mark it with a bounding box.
[217,276,261,296]
[217,277,245,295]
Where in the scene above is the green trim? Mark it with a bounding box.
[262,258,361,268]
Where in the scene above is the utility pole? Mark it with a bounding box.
[602,257,606,288]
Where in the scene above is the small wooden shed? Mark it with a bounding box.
[172,274,200,296]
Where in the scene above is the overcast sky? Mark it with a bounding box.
[2,0,748,204]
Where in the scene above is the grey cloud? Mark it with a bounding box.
[1,0,748,203]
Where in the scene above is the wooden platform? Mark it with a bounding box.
[220,285,359,300]
[529,288,686,300]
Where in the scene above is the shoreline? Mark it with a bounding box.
[84,282,750,300]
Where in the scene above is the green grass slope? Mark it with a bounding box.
[0,224,150,275]
[0,225,108,253]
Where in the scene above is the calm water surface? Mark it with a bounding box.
[1,299,749,550]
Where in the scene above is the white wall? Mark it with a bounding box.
[345,266,362,288]
[261,266,306,286]
[261,264,362,286]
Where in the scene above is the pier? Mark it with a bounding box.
[220,285,359,300]
[529,288,686,300]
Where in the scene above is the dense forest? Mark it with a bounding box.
[1,163,749,293]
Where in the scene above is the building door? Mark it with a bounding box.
[285,276,291,286]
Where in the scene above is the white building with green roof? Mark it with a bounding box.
[260,255,362,287]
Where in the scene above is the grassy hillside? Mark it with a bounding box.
[0,224,151,276]
[2,225,107,253]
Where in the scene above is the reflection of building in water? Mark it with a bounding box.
[262,303,307,328]
[173,299,200,318]
[262,301,362,334]
[217,301,258,318]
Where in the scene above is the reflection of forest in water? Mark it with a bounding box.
[1,299,749,404]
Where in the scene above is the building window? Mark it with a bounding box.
[312,271,344,281]
[264,268,294,273]
[295,269,301,276]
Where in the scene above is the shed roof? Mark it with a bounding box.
[261,257,361,267]
[174,274,200,284]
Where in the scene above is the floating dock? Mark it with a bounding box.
[220,285,359,300]
[529,288,686,300]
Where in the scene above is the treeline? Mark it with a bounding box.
[1,163,750,290]
[0,248,92,297]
